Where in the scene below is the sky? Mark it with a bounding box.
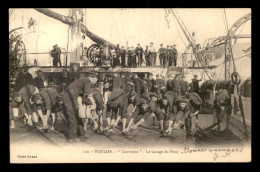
[9,8,251,53]
[9,8,251,80]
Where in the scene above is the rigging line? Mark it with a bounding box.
[217,62,225,81]
[119,9,126,43]
[174,9,215,78]
[175,9,193,43]
[215,54,251,67]
[162,16,166,43]
[224,9,236,72]
[111,10,121,44]
[223,9,229,34]
[170,10,187,47]
[222,9,228,35]
[231,21,247,50]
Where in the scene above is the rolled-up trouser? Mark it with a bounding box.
[106,105,126,119]
[62,90,79,140]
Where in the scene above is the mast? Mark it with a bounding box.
[169,9,216,80]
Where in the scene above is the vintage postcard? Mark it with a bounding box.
[9,8,251,163]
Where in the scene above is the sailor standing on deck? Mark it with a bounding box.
[120,46,126,67]
[191,75,202,94]
[148,42,156,66]
[127,47,133,67]
[33,69,45,91]
[172,74,182,96]
[135,43,144,66]
[166,45,170,67]
[133,73,143,98]
[112,73,122,91]
[120,73,127,92]
[172,44,178,67]
[50,44,62,67]
[159,44,166,67]
[58,71,98,142]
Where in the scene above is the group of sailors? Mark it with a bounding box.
[9,65,232,142]
[93,42,178,67]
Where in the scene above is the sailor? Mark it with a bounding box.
[172,44,178,66]
[186,91,202,128]
[142,92,160,127]
[127,47,133,67]
[159,44,166,67]
[50,44,62,66]
[142,73,149,94]
[123,98,150,133]
[33,69,45,91]
[112,73,122,91]
[57,69,71,93]
[147,73,154,92]
[191,75,202,94]
[154,74,165,100]
[133,73,143,97]
[59,71,97,142]
[213,89,232,130]
[120,73,127,91]
[172,73,182,96]
[179,75,189,96]
[166,74,174,91]
[169,46,174,66]
[70,63,80,82]
[86,85,105,134]
[172,97,192,136]
[120,46,126,67]
[14,82,43,131]
[14,66,33,92]
[144,45,150,66]
[105,88,128,132]
[115,44,121,66]
[148,42,156,66]
[135,43,144,66]
[34,82,60,133]
[125,73,135,93]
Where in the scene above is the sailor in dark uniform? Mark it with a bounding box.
[135,43,144,66]
[120,46,126,67]
[159,44,166,67]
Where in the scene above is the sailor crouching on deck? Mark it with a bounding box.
[123,98,150,133]
[14,82,44,131]
[105,88,128,132]
[213,89,232,130]
[58,71,98,142]
[172,98,192,136]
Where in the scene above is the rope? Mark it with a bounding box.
[221,9,228,35]
[217,61,225,81]
[223,9,229,34]
[215,54,251,67]
[170,10,187,47]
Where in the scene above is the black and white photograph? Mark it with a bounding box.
[9,8,251,163]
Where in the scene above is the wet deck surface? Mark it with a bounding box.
[10,113,249,149]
